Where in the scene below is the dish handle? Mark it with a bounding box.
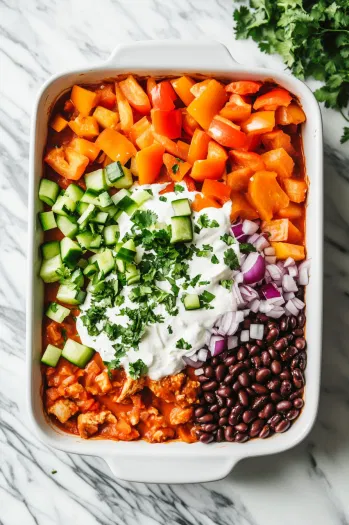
[104,454,240,483]
[106,39,237,70]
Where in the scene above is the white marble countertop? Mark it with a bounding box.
[1,1,349,524]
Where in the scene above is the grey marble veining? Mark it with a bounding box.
[1,1,349,524]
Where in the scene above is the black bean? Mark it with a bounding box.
[235,422,248,433]
[289,316,297,330]
[197,375,209,383]
[229,414,239,426]
[224,355,237,367]
[216,395,226,407]
[200,433,214,444]
[271,360,282,374]
[256,368,271,384]
[276,400,293,413]
[249,419,264,438]
[280,369,292,381]
[252,395,269,411]
[251,356,262,369]
[259,425,271,438]
[209,404,219,413]
[261,403,275,420]
[202,423,218,433]
[194,407,206,418]
[246,387,255,396]
[204,365,214,378]
[295,337,306,351]
[280,317,289,332]
[230,362,247,377]
[232,380,242,393]
[293,328,304,337]
[219,407,229,417]
[293,397,304,409]
[238,371,251,387]
[224,426,234,441]
[249,345,260,357]
[270,392,282,403]
[226,397,235,408]
[211,357,220,366]
[269,413,282,428]
[266,327,279,343]
[243,410,257,424]
[218,417,228,426]
[257,313,269,323]
[223,374,234,385]
[286,409,300,421]
[202,380,218,391]
[268,348,279,360]
[238,389,249,406]
[280,380,293,397]
[252,383,269,395]
[217,386,233,398]
[215,364,227,382]
[275,419,291,433]
[256,339,265,348]
[216,428,225,442]
[274,337,288,351]
[292,368,304,389]
[243,318,251,329]
[204,392,216,404]
[197,414,214,423]
[235,432,249,443]
[261,351,272,367]
[297,313,306,328]
[237,346,248,361]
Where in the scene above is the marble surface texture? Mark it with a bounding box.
[1,0,349,524]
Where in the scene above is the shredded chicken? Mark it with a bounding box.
[116,377,145,402]
[147,373,199,407]
[48,399,79,424]
[94,371,112,393]
[77,410,116,439]
[169,406,193,425]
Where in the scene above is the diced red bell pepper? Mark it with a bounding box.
[207,140,228,162]
[182,110,200,137]
[176,141,190,162]
[95,84,116,110]
[182,175,197,192]
[253,88,292,111]
[191,159,226,182]
[241,111,275,135]
[151,109,182,139]
[129,116,151,145]
[151,81,177,111]
[45,147,89,180]
[171,76,196,106]
[202,179,231,203]
[208,115,247,149]
[146,77,157,104]
[136,143,165,185]
[225,81,262,95]
[119,75,151,114]
[188,129,210,164]
[275,202,303,220]
[220,94,252,122]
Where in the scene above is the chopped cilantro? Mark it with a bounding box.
[129,359,148,379]
[220,233,235,246]
[61,328,67,343]
[167,325,173,334]
[224,248,240,270]
[172,164,180,174]
[211,254,219,264]
[200,290,215,309]
[196,214,219,232]
[239,243,257,254]
[176,338,192,350]
[50,302,58,312]
[80,306,106,336]
[131,210,158,230]
[220,279,234,291]
[159,196,167,202]
[51,470,57,475]
[174,184,185,193]
[144,189,153,196]
[106,358,122,377]
[55,266,72,283]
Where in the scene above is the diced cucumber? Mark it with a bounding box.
[77,204,96,225]
[41,344,62,367]
[171,216,193,243]
[39,179,60,206]
[88,253,99,265]
[80,189,101,206]
[116,259,125,273]
[132,190,152,207]
[116,239,136,262]
[99,204,119,219]
[90,234,102,249]
[77,258,88,269]
[183,294,201,310]
[70,268,84,288]
[96,224,105,233]
[116,195,137,213]
[83,263,98,278]
[105,161,125,184]
[46,302,70,323]
[85,169,108,192]
[41,241,60,260]
[62,339,94,368]
[52,195,76,217]
[76,231,94,249]
[125,263,140,285]
[56,215,78,239]
[39,211,57,231]
[96,249,115,275]
[172,198,191,217]
[111,166,133,189]
[64,183,84,202]
[76,201,89,216]
[60,238,83,268]
[111,188,131,206]
[103,225,119,246]
[90,212,108,224]
[56,283,86,305]
[98,191,113,208]
[39,255,63,283]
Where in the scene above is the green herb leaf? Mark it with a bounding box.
[239,242,257,254]
[176,338,192,350]
[220,279,234,291]
[220,233,235,246]
[172,164,180,174]
[51,470,57,475]
[211,254,219,264]
[159,196,167,202]
[174,183,185,193]
[196,214,219,232]
[341,126,349,144]
[50,302,58,312]
[131,210,158,230]
[224,248,240,270]
[167,325,173,334]
[129,359,148,379]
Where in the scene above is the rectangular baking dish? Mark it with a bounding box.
[27,40,323,483]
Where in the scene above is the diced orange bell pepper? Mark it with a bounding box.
[282,178,307,203]
[136,128,154,149]
[50,114,68,132]
[176,141,190,161]
[192,194,220,212]
[182,175,197,192]
[129,117,151,145]
[207,141,228,162]
[276,102,306,126]
[130,156,139,177]
[152,132,180,157]
[70,138,100,162]
[261,218,302,244]
[151,81,176,111]
[191,159,226,182]
[146,77,157,104]
[230,150,265,171]
[182,110,200,137]
[71,85,97,116]
[119,75,151,114]
[188,129,210,164]
[93,106,119,129]
[275,202,303,220]
[190,79,212,98]
[163,153,191,182]
[45,147,89,180]
[248,170,290,221]
[225,81,262,95]
[68,115,99,138]
[115,82,133,132]
[96,128,137,164]
[208,115,247,149]
[159,181,175,194]
[230,192,259,221]
[136,143,165,185]
[220,94,252,122]
[202,179,231,203]
[171,76,196,106]
[241,111,275,135]
[261,148,294,179]
[95,84,116,110]
[253,88,292,111]
[226,168,253,192]
[238,134,262,152]
[261,130,296,156]
[271,242,305,261]
[187,80,227,130]
[151,109,182,139]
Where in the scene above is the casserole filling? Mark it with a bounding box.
[39,76,309,444]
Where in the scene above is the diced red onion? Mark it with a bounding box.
[259,300,274,313]
[231,223,248,242]
[284,257,295,268]
[234,272,244,284]
[298,267,309,285]
[240,330,250,342]
[298,259,311,271]
[285,299,299,316]
[243,309,250,317]
[217,312,235,336]
[265,255,277,264]
[227,335,238,350]
[272,297,285,306]
[239,284,260,302]
[284,291,295,300]
[247,233,260,244]
[282,274,298,292]
[266,264,282,281]
[292,297,305,310]
[233,282,245,305]
[209,335,226,356]
[194,367,204,376]
[267,306,285,318]
[241,253,266,285]
[242,219,259,236]
[182,356,204,368]
[264,246,275,256]
[197,348,209,362]
[255,234,270,252]
[249,299,260,313]
[250,323,264,340]
[288,265,298,278]
[261,282,281,301]
[277,261,288,277]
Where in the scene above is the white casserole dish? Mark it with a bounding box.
[27,40,323,483]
